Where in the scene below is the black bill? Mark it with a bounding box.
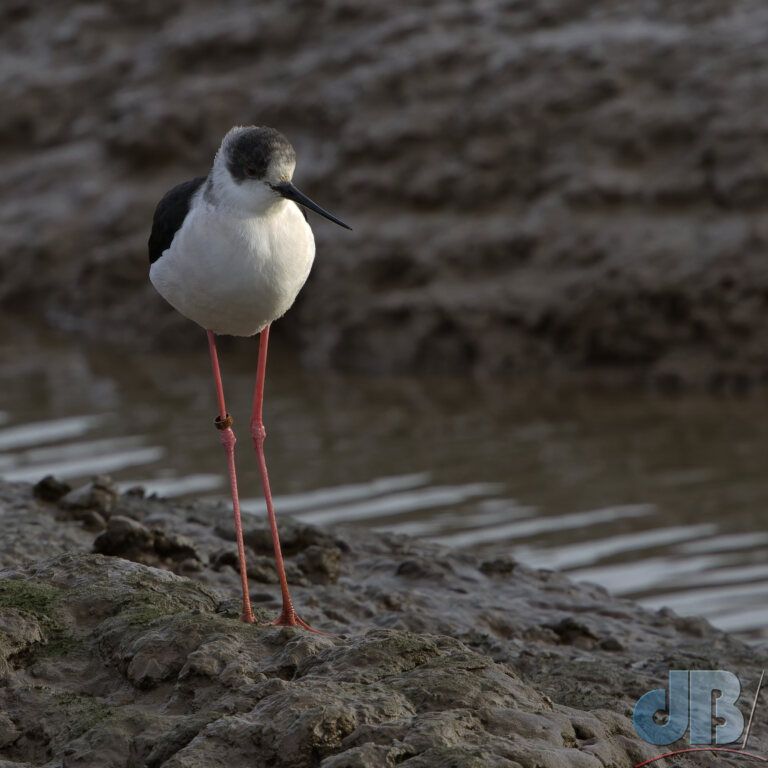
[272,182,351,230]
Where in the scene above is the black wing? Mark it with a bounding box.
[148,176,206,264]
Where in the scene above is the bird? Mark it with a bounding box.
[148,125,350,630]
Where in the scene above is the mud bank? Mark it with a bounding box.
[2,1,768,386]
[0,476,765,766]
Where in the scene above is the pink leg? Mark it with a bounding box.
[207,330,255,624]
[251,325,318,631]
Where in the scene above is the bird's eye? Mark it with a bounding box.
[245,167,258,178]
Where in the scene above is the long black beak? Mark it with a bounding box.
[272,182,351,230]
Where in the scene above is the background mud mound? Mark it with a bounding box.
[2,1,768,385]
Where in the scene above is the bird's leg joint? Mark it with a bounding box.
[250,420,266,445]
[215,415,236,448]
[215,413,234,430]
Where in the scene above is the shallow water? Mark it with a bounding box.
[1,319,767,639]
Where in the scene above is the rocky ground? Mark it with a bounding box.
[2,1,768,387]
[0,475,766,766]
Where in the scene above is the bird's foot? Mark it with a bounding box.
[272,608,329,635]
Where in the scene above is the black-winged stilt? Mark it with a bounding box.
[148,125,350,629]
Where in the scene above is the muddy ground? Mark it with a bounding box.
[0,476,765,766]
[2,1,768,386]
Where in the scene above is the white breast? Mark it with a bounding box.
[150,198,315,336]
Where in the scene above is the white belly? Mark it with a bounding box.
[150,200,315,336]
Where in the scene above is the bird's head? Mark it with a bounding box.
[214,126,350,229]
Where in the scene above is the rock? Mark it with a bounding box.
[296,544,342,585]
[210,548,238,571]
[93,515,154,558]
[94,516,203,571]
[236,518,341,557]
[178,557,204,574]
[246,554,279,584]
[75,509,108,532]
[154,530,201,563]
[213,520,343,586]
[600,637,624,652]
[546,617,600,648]
[59,475,118,517]
[212,548,280,584]
[32,475,71,503]
[3,1,768,386]
[397,558,452,580]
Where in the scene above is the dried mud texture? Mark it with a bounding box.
[1,477,767,766]
[2,1,768,387]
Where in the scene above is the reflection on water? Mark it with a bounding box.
[1,319,767,639]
